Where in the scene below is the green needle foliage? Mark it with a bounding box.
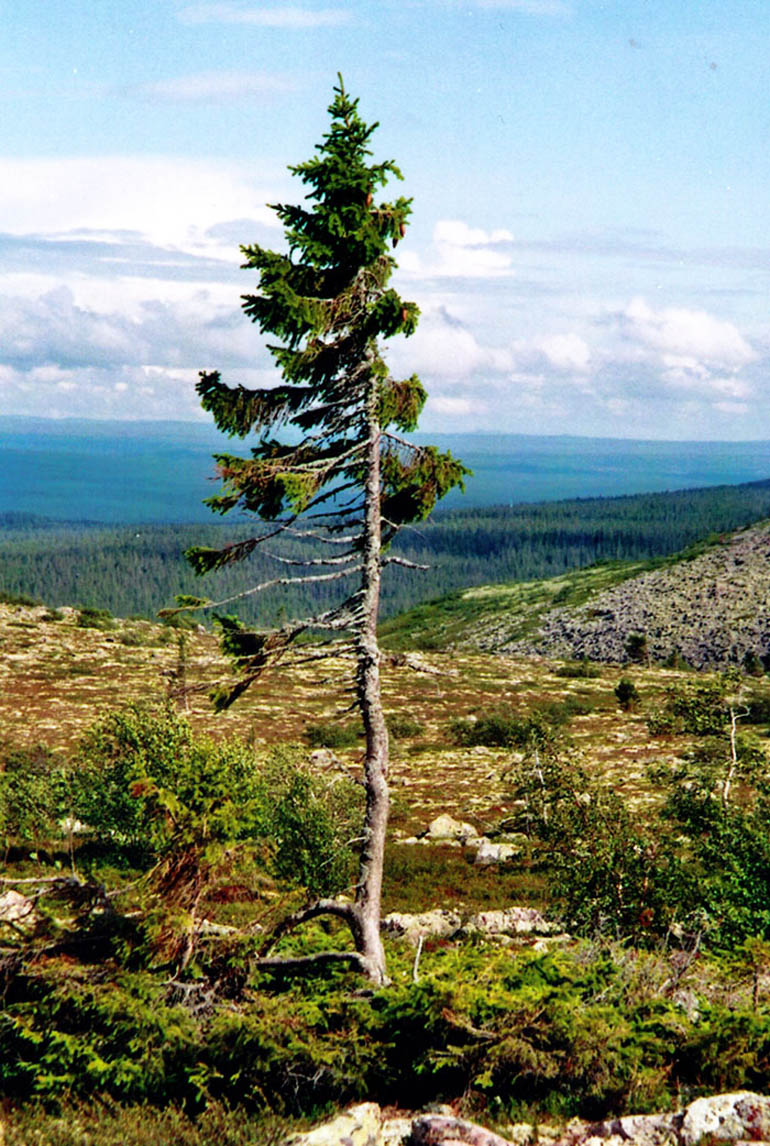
[182,76,467,700]
[179,77,467,983]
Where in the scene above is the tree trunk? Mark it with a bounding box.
[353,375,390,985]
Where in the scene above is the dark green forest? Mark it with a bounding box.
[2,476,770,626]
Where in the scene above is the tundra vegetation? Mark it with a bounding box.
[2,591,770,1142]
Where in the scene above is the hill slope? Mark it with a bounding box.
[383,522,770,670]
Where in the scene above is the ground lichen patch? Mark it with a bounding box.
[0,602,705,833]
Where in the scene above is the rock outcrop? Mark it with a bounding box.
[382,906,555,946]
[288,1093,770,1146]
[468,524,770,670]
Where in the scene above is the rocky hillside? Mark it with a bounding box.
[464,522,770,669]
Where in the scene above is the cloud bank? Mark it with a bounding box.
[0,159,766,439]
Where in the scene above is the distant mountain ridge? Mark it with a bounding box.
[2,417,770,521]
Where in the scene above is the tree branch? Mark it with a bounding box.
[256,950,366,974]
[381,555,430,571]
[257,898,356,956]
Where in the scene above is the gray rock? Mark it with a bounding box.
[505,1124,535,1146]
[0,889,36,931]
[382,909,462,945]
[289,1102,382,1146]
[473,839,520,865]
[465,907,553,936]
[410,1113,514,1145]
[381,1117,413,1145]
[426,814,479,843]
[679,1092,770,1146]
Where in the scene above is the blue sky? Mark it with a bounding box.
[1,0,768,439]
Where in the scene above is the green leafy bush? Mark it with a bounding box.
[387,714,424,739]
[266,765,362,897]
[0,744,71,848]
[303,721,363,749]
[77,606,116,630]
[507,753,676,941]
[69,706,361,896]
[647,678,729,737]
[451,701,582,751]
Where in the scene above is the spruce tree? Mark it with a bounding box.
[184,77,467,983]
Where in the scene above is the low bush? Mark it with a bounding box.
[615,678,640,712]
[0,590,40,607]
[3,1102,293,1146]
[72,707,361,896]
[387,714,424,739]
[0,743,71,849]
[303,721,363,749]
[554,659,601,679]
[451,699,585,751]
[77,606,116,630]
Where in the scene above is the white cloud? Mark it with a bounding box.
[389,305,513,380]
[427,395,480,417]
[0,156,281,255]
[537,332,591,372]
[134,71,296,103]
[621,297,755,371]
[0,285,269,382]
[433,221,514,247]
[178,4,352,27]
[713,400,750,415]
[409,219,514,279]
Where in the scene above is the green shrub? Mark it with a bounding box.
[267,767,362,897]
[0,744,71,848]
[507,753,676,941]
[3,1102,293,1146]
[743,650,766,677]
[304,721,362,749]
[661,649,692,671]
[555,659,601,679]
[77,606,116,630]
[70,707,361,896]
[615,678,640,712]
[647,678,729,737]
[0,590,40,607]
[451,700,582,751]
[743,687,770,725]
[387,714,424,739]
[117,629,149,647]
[625,632,648,665]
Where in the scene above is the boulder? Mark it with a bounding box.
[410,1113,514,1145]
[382,1117,414,1145]
[289,1102,382,1146]
[382,906,555,946]
[382,910,462,945]
[465,907,553,936]
[426,815,479,844]
[679,1092,770,1146]
[473,839,520,866]
[0,889,37,932]
[568,1112,679,1146]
